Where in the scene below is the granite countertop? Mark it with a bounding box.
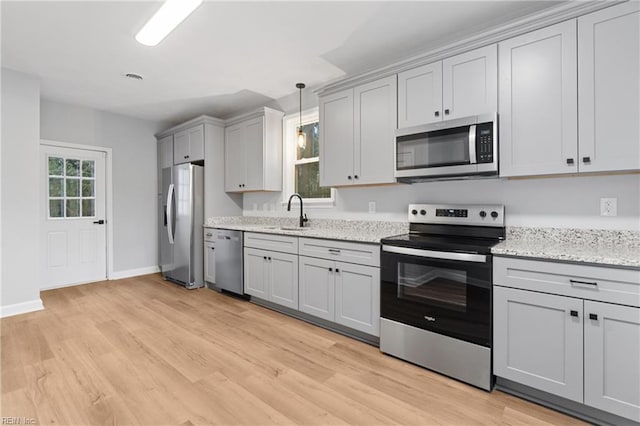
[205,216,408,244]
[492,227,640,268]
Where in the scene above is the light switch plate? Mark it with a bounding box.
[600,198,617,217]
[368,201,376,214]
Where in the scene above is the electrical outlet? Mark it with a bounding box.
[600,198,617,217]
[368,201,376,214]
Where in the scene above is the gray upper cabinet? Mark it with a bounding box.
[320,75,397,187]
[499,20,578,177]
[578,2,640,173]
[224,107,283,193]
[397,62,442,128]
[442,44,497,120]
[397,44,497,128]
[157,134,173,193]
[174,124,204,164]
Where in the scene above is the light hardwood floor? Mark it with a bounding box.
[1,274,584,425]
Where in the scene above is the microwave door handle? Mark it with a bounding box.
[468,124,477,164]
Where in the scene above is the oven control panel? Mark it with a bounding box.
[408,204,504,227]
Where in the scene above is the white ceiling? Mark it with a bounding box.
[1,1,563,125]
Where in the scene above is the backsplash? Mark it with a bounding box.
[506,227,640,247]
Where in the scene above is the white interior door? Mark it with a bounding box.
[41,145,107,289]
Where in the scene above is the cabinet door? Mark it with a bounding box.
[269,252,299,310]
[319,89,354,187]
[242,117,265,191]
[397,62,443,128]
[578,2,640,173]
[243,248,268,299]
[499,21,578,177]
[354,76,397,186]
[157,135,173,193]
[224,123,246,192]
[334,262,380,336]
[204,242,216,284]
[442,44,497,119]
[493,287,584,402]
[584,301,640,422]
[299,256,335,321]
[188,124,204,162]
[174,130,191,164]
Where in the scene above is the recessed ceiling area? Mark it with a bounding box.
[1,1,563,125]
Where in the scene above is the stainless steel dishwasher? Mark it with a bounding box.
[213,229,243,295]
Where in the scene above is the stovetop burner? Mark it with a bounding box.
[381,203,506,253]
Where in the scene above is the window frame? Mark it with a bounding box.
[282,107,335,207]
[47,155,97,220]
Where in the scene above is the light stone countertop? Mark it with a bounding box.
[204,216,408,244]
[492,227,640,269]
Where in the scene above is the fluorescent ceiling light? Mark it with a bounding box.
[135,0,203,47]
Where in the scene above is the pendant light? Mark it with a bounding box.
[296,83,307,150]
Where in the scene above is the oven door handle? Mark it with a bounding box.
[382,245,487,263]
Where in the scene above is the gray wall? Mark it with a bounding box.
[1,69,41,310]
[243,174,640,230]
[40,99,168,273]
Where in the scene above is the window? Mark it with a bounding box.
[48,156,96,218]
[283,108,334,205]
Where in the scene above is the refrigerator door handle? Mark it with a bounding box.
[166,183,175,244]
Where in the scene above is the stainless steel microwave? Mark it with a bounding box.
[394,113,498,182]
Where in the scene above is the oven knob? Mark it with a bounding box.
[411,209,418,215]
[479,211,487,218]
[420,209,426,216]
[491,211,499,219]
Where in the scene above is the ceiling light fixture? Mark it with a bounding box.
[296,83,306,150]
[135,0,203,47]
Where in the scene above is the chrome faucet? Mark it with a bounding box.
[287,193,308,228]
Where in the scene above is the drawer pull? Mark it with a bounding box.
[570,310,579,317]
[335,268,340,273]
[206,233,213,237]
[589,313,598,321]
[328,249,341,254]
[570,279,598,287]
[328,267,333,272]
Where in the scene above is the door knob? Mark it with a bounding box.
[93,219,105,225]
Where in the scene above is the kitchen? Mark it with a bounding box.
[1,0,639,425]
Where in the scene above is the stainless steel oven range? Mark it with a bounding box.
[380,203,505,391]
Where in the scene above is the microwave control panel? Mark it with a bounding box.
[476,122,494,164]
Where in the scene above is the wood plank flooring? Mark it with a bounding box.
[1,274,585,425]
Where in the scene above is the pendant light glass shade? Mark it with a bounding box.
[296,83,306,150]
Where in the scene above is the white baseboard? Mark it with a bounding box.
[109,266,160,280]
[0,298,44,318]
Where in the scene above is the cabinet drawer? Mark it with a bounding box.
[244,232,298,254]
[494,257,640,307]
[203,228,216,242]
[299,238,380,267]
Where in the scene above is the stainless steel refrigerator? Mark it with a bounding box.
[160,163,204,289]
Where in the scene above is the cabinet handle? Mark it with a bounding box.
[570,310,578,317]
[328,249,341,254]
[354,175,359,179]
[434,111,440,117]
[239,184,242,188]
[242,184,245,188]
[582,156,591,163]
[589,313,598,321]
[347,176,352,180]
[566,158,574,165]
[329,267,333,272]
[184,155,189,159]
[444,109,450,115]
[210,247,215,251]
[263,256,267,260]
[268,257,271,261]
[335,268,340,273]
[570,279,598,287]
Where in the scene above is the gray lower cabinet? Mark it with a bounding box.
[493,286,584,402]
[584,301,640,422]
[299,256,380,336]
[494,256,640,422]
[244,247,298,310]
